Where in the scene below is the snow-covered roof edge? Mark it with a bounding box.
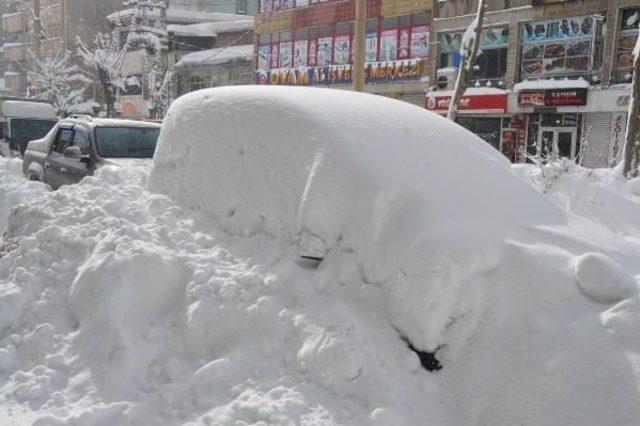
[513,77,590,92]
[175,44,254,68]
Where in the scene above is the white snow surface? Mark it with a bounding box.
[0,101,57,119]
[1,87,640,425]
[168,20,254,38]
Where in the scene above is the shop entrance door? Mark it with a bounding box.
[538,127,577,160]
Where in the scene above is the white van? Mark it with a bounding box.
[0,98,58,157]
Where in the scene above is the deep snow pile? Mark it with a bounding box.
[0,158,49,233]
[0,87,640,425]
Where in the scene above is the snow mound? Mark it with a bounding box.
[574,252,638,304]
[0,157,49,234]
[3,88,640,425]
[629,176,640,196]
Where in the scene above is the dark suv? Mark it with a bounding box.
[22,116,161,189]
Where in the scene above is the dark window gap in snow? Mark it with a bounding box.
[399,334,443,372]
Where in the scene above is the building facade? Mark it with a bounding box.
[253,0,433,106]
[174,44,254,97]
[0,0,120,96]
[109,6,254,119]
[251,0,640,167]
[426,0,640,168]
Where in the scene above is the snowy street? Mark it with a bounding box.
[1,87,640,425]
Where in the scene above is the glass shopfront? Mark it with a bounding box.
[526,113,581,161]
[456,116,519,160]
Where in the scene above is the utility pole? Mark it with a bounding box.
[60,0,67,52]
[33,0,41,58]
[352,0,366,92]
[447,0,486,121]
[623,35,640,178]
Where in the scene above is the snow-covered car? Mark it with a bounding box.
[23,115,160,189]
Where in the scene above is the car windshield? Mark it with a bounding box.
[94,126,160,158]
[11,118,58,142]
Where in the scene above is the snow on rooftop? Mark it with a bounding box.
[426,87,507,97]
[513,77,590,92]
[108,8,249,25]
[2,42,26,48]
[0,100,57,118]
[175,44,253,67]
[168,19,253,37]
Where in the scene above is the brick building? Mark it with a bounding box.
[253,0,433,105]
[426,0,640,168]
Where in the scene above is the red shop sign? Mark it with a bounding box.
[425,93,507,114]
[518,88,588,107]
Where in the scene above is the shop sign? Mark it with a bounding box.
[617,94,631,107]
[609,113,627,167]
[520,16,597,44]
[255,60,423,85]
[518,88,587,107]
[425,93,507,114]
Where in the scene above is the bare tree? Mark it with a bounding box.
[121,0,171,118]
[77,32,129,117]
[622,35,640,178]
[28,48,91,115]
[446,0,487,122]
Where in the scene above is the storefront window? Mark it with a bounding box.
[615,7,640,83]
[258,34,271,70]
[279,31,292,68]
[270,33,280,69]
[366,19,379,62]
[456,117,502,150]
[294,28,308,67]
[439,27,508,86]
[334,22,352,65]
[317,25,333,66]
[527,113,581,161]
[411,20,430,59]
[259,13,429,72]
[519,15,603,81]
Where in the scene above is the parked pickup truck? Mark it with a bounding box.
[23,115,161,190]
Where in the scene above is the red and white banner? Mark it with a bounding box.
[425,93,507,114]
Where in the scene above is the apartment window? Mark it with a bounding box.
[232,72,252,85]
[615,7,640,83]
[236,0,248,14]
[189,76,209,92]
[440,27,507,84]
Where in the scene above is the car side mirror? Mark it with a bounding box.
[63,146,82,159]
